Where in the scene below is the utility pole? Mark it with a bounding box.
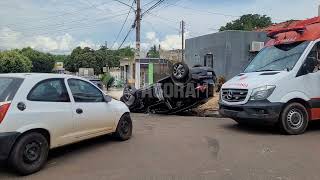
[135,0,141,59]
[181,20,185,62]
[134,0,141,89]
[104,41,108,73]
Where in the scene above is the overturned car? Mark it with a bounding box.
[120,63,216,114]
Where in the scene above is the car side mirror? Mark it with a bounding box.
[103,94,112,103]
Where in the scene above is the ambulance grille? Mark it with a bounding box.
[221,89,248,102]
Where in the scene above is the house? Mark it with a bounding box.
[185,30,268,79]
[119,58,135,84]
[78,68,94,77]
[160,49,183,63]
[52,62,65,74]
[120,57,172,88]
[108,67,121,81]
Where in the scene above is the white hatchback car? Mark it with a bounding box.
[0,73,131,175]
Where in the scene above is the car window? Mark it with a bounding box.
[0,77,24,102]
[68,79,104,102]
[28,79,70,102]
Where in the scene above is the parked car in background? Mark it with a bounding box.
[121,63,216,114]
[89,78,104,90]
[0,73,132,175]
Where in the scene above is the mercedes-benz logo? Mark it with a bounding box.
[226,90,233,100]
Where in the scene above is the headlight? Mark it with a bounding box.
[250,85,276,101]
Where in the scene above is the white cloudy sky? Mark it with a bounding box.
[0,0,318,54]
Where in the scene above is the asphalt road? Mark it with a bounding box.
[1,113,320,180]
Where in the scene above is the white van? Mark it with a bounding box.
[219,17,320,135]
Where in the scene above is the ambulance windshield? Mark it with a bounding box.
[244,41,310,73]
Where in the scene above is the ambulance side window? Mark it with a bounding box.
[307,42,320,73]
[299,42,320,76]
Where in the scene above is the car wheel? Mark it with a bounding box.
[114,114,132,141]
[279,103,309,135]
[9,132,49,175]
[122,85,136,107]
[171,63,190,83]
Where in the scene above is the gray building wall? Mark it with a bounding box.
[185,30,267,79]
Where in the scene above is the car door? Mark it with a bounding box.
[296,41,320,119]
[66,78,114,138]
[26,78,74,146]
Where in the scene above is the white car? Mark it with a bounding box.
[0,73,131,175]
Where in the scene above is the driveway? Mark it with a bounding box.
[1,114,320,180]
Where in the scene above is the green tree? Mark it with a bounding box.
[65,47,82,72]
[147,45,160,58]
[52,54,69,62]
[65,47,101,74]
[101,73,115,90]
[65,46,135,75]
[0,50,32,73]
[219,14,272,31]
[21,47,55,73]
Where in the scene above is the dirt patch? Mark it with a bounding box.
[192,93,220,117]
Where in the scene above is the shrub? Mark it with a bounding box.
[216,76,226,93]
[0,50,32,73]
[101,73,115,90]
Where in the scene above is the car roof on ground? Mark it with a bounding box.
[0,73,76,79]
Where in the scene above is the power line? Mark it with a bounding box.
[144,13,198,39]
[152,0,183,12]
[1,12,129,39]
[148,12,180,24]
[5,0,135,30]
[141,0,165,17]
[162,2,286,21]
[5,1,114,29]
[143,20,164,38]
[146,13,180,31]
[7,8,130,34]
[118,27,134,49]
[142,0,158,8]
[112,0,135,49]
[163,2,240,18]
[112,0,135,10]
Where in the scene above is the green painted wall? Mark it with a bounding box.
[148,63,154,85]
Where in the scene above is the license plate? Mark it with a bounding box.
[207,72,213,75]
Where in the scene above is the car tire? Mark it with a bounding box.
[9,132,49,175]
[279,103,309,135]
[121,85,136,107]
[171,63,190,83]
[114,114,133,141]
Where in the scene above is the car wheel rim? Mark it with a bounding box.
[120,119,131,135]
[287,108,304,130]
[123,88,132,101]
[23,141,41,164]
[173,64,185,79]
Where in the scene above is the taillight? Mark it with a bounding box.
[196,85,207,92]
[0,103,11,124]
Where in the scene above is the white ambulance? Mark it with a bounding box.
[219,17,320,135]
